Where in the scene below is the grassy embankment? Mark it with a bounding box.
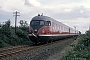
[61,30,90,60]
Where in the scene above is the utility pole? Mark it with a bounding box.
[13,11,20,33]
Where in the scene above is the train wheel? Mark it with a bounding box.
[34,41,39,45]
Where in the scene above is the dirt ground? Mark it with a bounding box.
[47,38,79,60]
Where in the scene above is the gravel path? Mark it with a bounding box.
[47,38,79,60]
[4,38,78,60]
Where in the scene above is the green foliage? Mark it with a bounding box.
[19,20,28,27]
[0,20,32,48]
[61,30,90,60]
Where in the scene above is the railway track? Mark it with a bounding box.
[0,37,75,60]
[0,45,36,59]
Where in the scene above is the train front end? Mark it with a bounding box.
[29,15,51,44]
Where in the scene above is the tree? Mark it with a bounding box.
[19,20,28,27]
[5,19,11,28]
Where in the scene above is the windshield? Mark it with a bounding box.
[30,20,44,26]
[30,20,51,26]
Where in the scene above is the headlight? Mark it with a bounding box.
[35,29,37,31]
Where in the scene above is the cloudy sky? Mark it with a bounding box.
[0,0,90,34]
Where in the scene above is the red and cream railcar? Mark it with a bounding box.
[29,14,78,44]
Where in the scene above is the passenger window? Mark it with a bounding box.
[59,26,61,30]
[61,26,63,30]
[45,21,51,26]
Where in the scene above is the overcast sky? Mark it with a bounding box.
[0,0,90,34]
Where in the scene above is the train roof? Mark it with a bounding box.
[31,15,54,21]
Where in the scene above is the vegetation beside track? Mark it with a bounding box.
[61,30,90,60]
[0,20,32,48]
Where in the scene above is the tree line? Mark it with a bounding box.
[0,20,32,48]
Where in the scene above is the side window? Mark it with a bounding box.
[52,22,54,31]
[45,21,51,26]
[59,25,61,30]
[61,26,63,32]
[58,25,59,31]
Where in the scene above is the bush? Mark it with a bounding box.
[0,20,32,48]
[0,27,31,48]
[61,30,90,60]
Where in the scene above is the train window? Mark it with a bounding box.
[31,20,44,25]
[31,21,39,25]
[40,21,44,25]
[45,21,51,26]
[59,26,61,30]
[31,21,34,25]
[61,26,63,30]
[35,21,39,25]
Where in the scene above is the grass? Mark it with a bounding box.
[61,31,90,60]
